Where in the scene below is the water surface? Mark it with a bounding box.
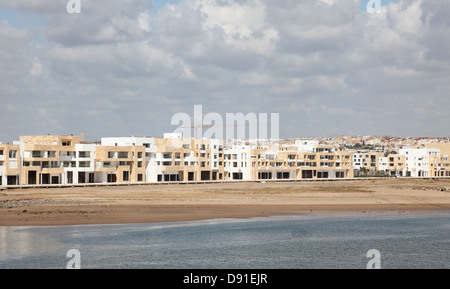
[1,213,449,269]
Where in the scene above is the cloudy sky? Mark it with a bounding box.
[0,0,449,142]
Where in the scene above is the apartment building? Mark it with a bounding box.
[399,146,439,177]
[149,135,225,182]
[20,135,86,185]
[224,145,251,180]
[0,143,20,186]
[352,152,386,176]
[243,142,354,181]
[424,143,450,177]
[7,134,450,187]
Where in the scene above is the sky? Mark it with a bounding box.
[0,0,449,142]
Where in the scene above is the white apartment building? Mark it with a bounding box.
[378,157,388,172]
[399,147,440,177]
[294,140,320,153]
[224,145,252,180]
[100,136,155,183]
[353,153,364,171]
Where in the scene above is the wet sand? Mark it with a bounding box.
[1,178,450,226]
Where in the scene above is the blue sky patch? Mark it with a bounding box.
[0,9,46,29]
[360,0,398,13]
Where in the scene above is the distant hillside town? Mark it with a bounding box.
[1,134,449,187]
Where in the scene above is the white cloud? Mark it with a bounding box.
[137,12,152,32]
[29,57,43,77]
[1,0,450,141]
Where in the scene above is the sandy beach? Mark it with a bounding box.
[1,178,450,226]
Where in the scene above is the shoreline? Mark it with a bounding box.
[2,178,450,226]
[2,206,450,227]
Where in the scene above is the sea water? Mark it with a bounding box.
[1,213,449,269]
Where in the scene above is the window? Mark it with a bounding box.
[9,150,17,158]
[78,151,90,158]
[138,161,142,168]
[62,140,71,146]
[0,150,3,156]
[32,151,42,158]
[118,152,128,159]
[79,161,90,168]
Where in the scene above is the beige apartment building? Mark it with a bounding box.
[151,137,225,182]
[6,134,450,187]
[425,143,450,177]
[245,143,354,181]
[95,145,146,183]
[20,135,79,185]
[386,154,406,176]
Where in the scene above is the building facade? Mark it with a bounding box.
[2,134,450,187]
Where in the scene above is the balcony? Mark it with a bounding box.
[108,152,129,159]
[42,165,63,168]
[78,162,91,168]
[320,162,334,167]
[96,165,116,168]
[320,155,334,160]
[78,152,91,158]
